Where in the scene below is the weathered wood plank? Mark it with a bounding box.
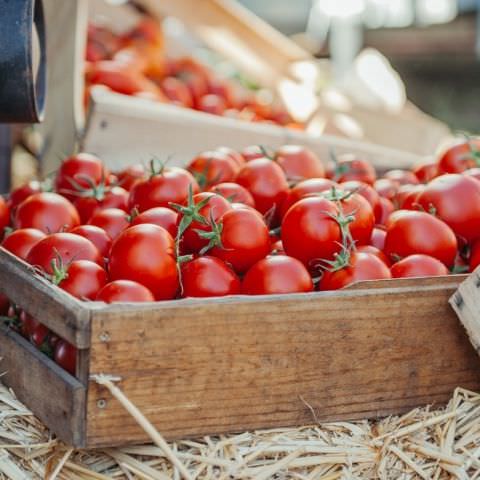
[0,248,91,348]
[86,277,480,447]
[0,325,87,447]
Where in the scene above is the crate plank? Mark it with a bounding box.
[0,248,91,348]
[0,325,87,447]
[86,278,480,447]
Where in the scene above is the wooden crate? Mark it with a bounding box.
[1,247,479,448]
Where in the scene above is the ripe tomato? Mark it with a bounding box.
[30,321,50,348]
[280,178,337,218]
[57,260,107,300]
[215,147,245,167]
[207,78,236,107]
[413,162,438,183]
[374,178,398,200]
[88,208,130,240]
[395,184,424,210]
[131,207,178,238]
[27,233,102,274]
[55,153,108,200]
[96,280,155,303]
[437,139,480,174]
[70,225,112,258]
[356,245,390,266]
[469,239,480,272]
[181,256,240,297]
[340,180,381,223]
[241,145,267,161]
[326,154,376,185]
[319,251,391,290]
[242,255,313,295]
[197,94,227,115]
[128,166,199,212]
[235,158,289,219]
[177,71,209,107]
[116,163,146,191]
[1,228,46,261]
[274,145,325,181]
[208,182,255,207]
[74,186,129,223]
[207,208,270,273]
[384,210,457,266]
[15,192,80,233]
[109,224,178,300]
[0,196,10,238]
[187,151,240,189]
[161,76,194,107]
[8,180,42,211]
[282,196,342,267]
[376,197,395,226]
[416,174,480,243]
[370,227,386,251]
[383,169,419,186]
[54,340,77,375]
[390,254,449,278]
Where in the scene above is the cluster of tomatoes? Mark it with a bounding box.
[2,139,480,375]
[86,18,299,128]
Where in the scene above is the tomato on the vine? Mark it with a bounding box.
[74,186,129,223]
[1,228,46,261]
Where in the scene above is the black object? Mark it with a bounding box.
[0,0,46,123]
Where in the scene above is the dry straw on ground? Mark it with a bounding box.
[0,382,479,479]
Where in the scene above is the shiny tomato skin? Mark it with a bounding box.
[70,225,112,258]
[215,147,245,167]
[280,178,337,219]
[241,145,266,162]
[209,208,271,274]
[370,227,387,251]
[30,322,50,347]
[274,145,325,181]
[395,184,424,210]
[8,180,42,211]
[376,197,395,226]
[416,174,480,243]
[374,178,398,201]
[413,162,438,183]
[1,228,46,261]
[58,260,107,300]
[384,210,457,266]
[340,180,382,224]
[327,155,376,185]
[88,208,130,240]
[437,140,480,174]
[75,186,129,223]
[131,207,178,238]
[187,151,240,189]
[161,76,194,107]
[319,252,391,290]
[27,233,102,274]
[109,224,178,300]
[128,167,199,212]
[55,153,108,200]
[181,256,240,297]
[391,254,449,278]
[54,340,77,375]
[235,158,289,219]
[282,196,342,268]
[96,280,155,303]
[242,255,313,295]
[116,163,146,191]
[208,182,255,207]
[15,192,80,233]
[357,245,390,266]
[384,169,419,186]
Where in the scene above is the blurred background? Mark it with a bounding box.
[239,0,480,132]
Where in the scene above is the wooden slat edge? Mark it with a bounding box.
[0,325,87,447]
[0,248,91,348]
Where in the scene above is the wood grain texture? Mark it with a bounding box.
[0,325,87,447]
[0,248,91,348]
[86,277,480,447]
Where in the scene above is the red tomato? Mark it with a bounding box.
[438,139,480,174]
[274,145,325,181]
[116,163,146,191]
[96,280,155,303]
[241,145,267,161]
[178,71,209,106]
[413,162,438,183]
[88,208,130,240]
[326,154,376,185]
[469,239,480,272]
[27,232,102,275]
[131,207,178,238]
[75,186,129,223]
[215,147,245,167]
[242,255,313,295]
[161,76,194,107]
[0,293,9,315]
[30,321,50,348]
[55,153,108,200]
[356,245,390,266]
[8,180,42,211]
[395,184,424,210]
[70,225,112,258]
[181,256,240,297]
[197,94,227,115]
[416,174,480,243]
[370,227,387,251]
[340,180,382,223]
[376,197,395,226]
[128,166,199,212]
[384,210,457,266]
[57,260,107,300]
[109,224,178,300]
[390,254,449,278]
[280,178,337,218]
[187,151,240,189]
[207,208,270,273]
[320,252,391,290]
[282,196,342,268]
[384,169,419,186]
[1,228,46,261]
[207,78,236,107]
[208,182,255,207]
[54,340,77,375]
[374,178,398,200]
[15,193,80,233]
[235,158,289,219]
